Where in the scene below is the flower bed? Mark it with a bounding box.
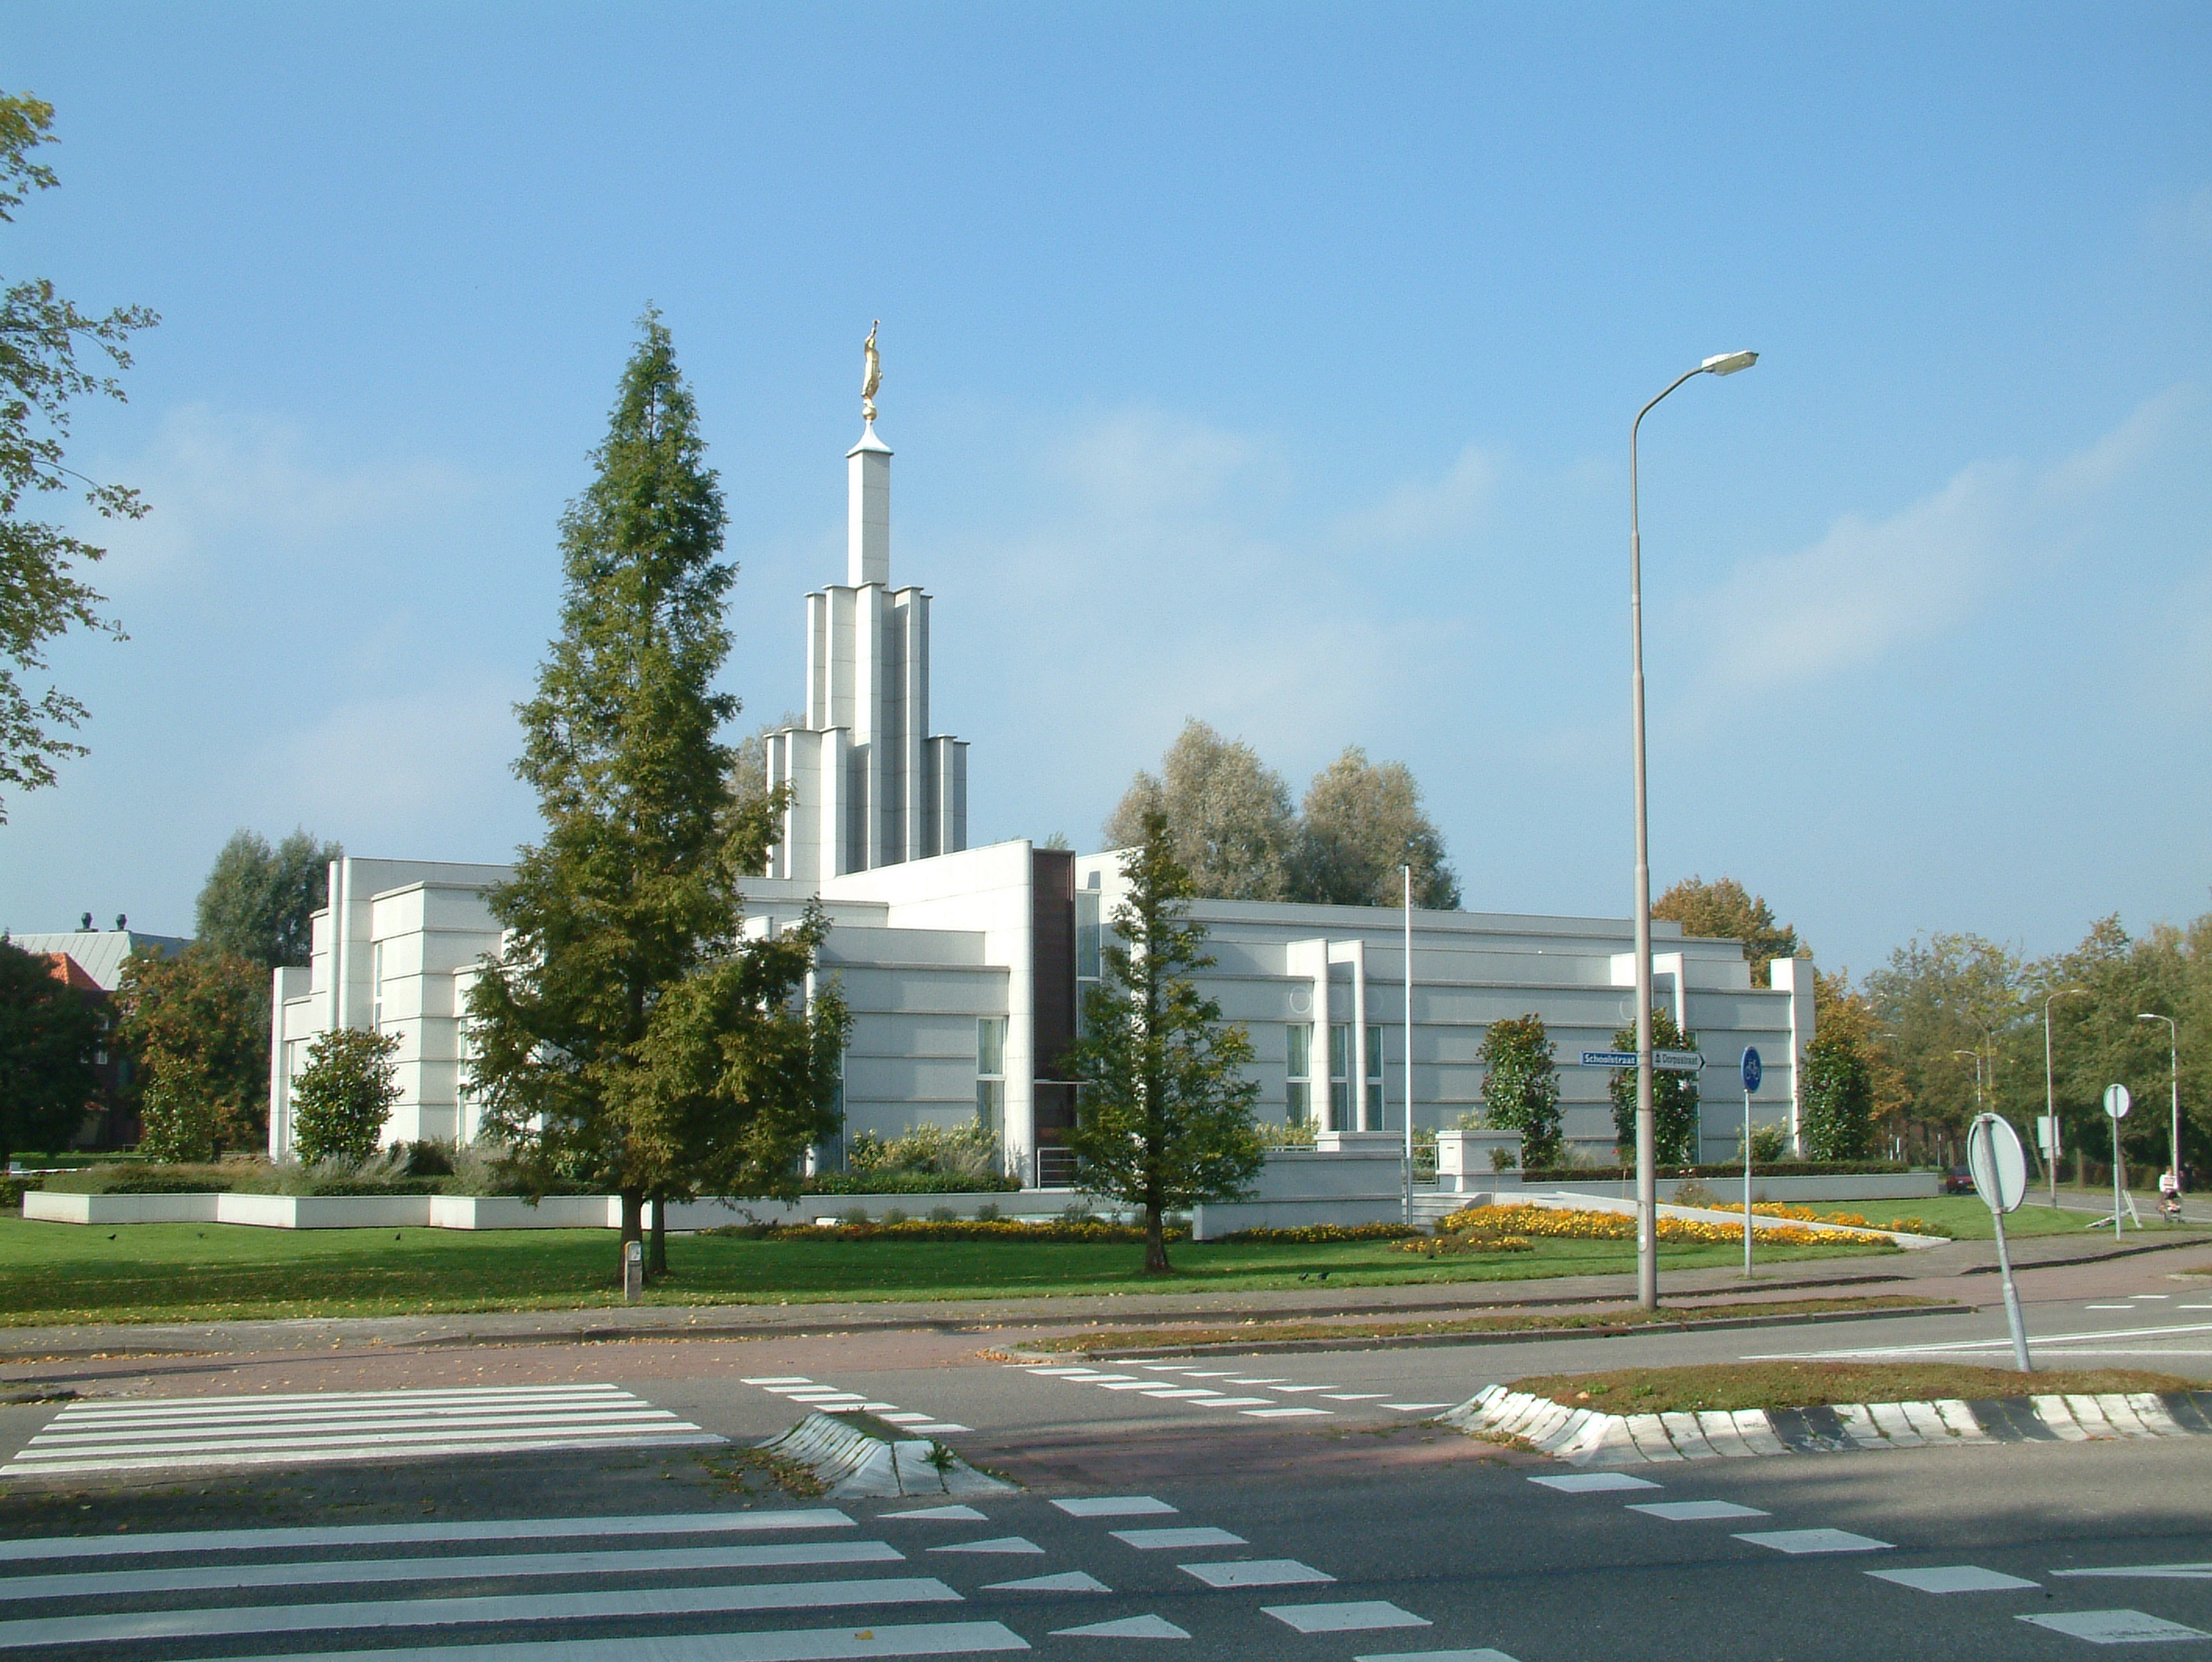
[1209,1222,1423,1244]
[1429,1203,1891,1248]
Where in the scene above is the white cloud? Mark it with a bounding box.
[1686,390,2189,691]
[81,404,490,594]
[1049,407,1265,521]
[263,672,532,855]
[1331,441,1499,547]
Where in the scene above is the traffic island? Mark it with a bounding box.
[1444,1361,2210,1466]
[759,1411,1015,1498]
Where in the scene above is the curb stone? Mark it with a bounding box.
[758,1411,1015,1498]
[1004,1300,1973,1362]
[1440,1383,2212,1466]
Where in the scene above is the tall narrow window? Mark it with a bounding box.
[1286,1022,1312,1125]
[1366,1024,1385,1129]
[371,941,386,1030]
[1076,890,1102,1037]
[1329,1023,1352,1128]
[976,1016,1008,1136]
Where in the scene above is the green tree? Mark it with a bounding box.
[615,901,849,1271]
[466,313,842,1279]
[1476,1013,1561,1168]
[1064,810,1266,1273]
[0,938,100,1167]
[0,94,158,820]
[1864,932,2024,1161]
[1800,973,1876,1160]
[290,1027,401,1164]
[1652,876,1803,986]
[1609,1007,1702,1165]
[1290,745,1461,909]
[1104,719,1297,900]
[115,946,268,1161]
[194,829,342,968]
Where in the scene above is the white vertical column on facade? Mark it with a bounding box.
[847,423,892,587]
[1284,938,1329,1128]
[895,588,927,865]
[819,727,851,883]
[805,589,830,728]
[1329,939,1369,1130]
[1770,956,1816,1152]
[266,965,307,1158]
[852,583,888,873]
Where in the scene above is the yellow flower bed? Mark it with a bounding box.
[1739,1200,1943,1236]
[1429,1203,1886,1248]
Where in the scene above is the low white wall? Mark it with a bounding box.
[25,1193,222,1225]
[1539,1174,1940,1204]
[1191,1146,1412,1239]
[21,1188,1095,1230]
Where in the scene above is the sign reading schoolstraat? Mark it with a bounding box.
[1579,1049,1705,1073]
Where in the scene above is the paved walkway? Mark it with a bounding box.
[6,1226,2206,1364]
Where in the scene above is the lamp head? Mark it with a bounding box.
[2139,1013,2167,1023]
[1702,350,1759,376]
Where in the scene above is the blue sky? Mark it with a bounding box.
[3,2,2207,979]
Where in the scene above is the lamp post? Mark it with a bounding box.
[2043,988,2087,1206]
[2139,1013,2181,1196]
[1630,349,1757,1311]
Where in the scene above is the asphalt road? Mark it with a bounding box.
[5,1242,2212,1660]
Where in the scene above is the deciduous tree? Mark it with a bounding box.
[1065,810,1266,1273]
[465,314,844,1280]
[1104,720,1297,901]
[194,829,341,969]
[1292,745,1461,909]
[115,946,268,1161]
[1475,1013,1560,1168]
[291,1027,401,1164]
[0,938,99,1168]
[1653,876,1802,986]
[0,94,157,819]
[1610,1007,1702,1165]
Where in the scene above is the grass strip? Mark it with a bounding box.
[0,1219,1899,1326]
[1018,1294,1949,1355]
[1510,1360,2198,1415]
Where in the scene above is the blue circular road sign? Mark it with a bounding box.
[1740,1047,1763,1094]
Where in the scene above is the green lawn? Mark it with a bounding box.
[0,1218,1895,1325]
[1789,1196,2207,1241]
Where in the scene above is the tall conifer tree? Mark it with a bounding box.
[1065,811,1265,1273]
[466,313,844,1275]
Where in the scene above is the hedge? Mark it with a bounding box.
[801,1171,1022,1195]
[1518,1161,1911,1182]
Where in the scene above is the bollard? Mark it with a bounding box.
[623,1238,644,1304]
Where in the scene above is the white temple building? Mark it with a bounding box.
[269,354,1816,1184]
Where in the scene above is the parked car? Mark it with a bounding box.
[1942,1165,1976,1195]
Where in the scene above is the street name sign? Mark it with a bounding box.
[1579,1049,1705,1073]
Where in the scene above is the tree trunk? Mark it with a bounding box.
[648,1193,668,1277]
[1143,1200,1171,1275]
[619,1186,644,1283]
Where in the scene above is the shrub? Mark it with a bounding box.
[1477,1014,1561,1168]
[847,1122,1006,1185]
[1211,1222,1422,1243]
[291,1029,401,1164]
[1258,1120,1316,1149]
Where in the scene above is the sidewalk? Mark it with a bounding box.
[5,1228,2204,1364]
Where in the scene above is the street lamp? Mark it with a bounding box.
[2043,989,2087,1206]
[1629,348,1757,1311]
[2139,1013,2182,1195]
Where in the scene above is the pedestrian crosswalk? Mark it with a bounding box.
[1010,1363,1452,1421]
[0,1507,1027,1661]
[0,1385,721,1478]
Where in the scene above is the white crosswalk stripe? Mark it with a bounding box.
[0,1508,1028,1660]
[2,1385,721,1478]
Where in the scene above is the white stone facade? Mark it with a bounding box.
[266,391,1815,1179]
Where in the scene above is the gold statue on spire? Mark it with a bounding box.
[862,320,881,423]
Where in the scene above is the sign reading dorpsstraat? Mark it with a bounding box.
[1579,1048,1704,1072]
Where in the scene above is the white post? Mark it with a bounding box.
[1403,863,1414,1228]
[1743,1083,1754,1278]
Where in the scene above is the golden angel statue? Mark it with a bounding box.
[862,320,881,423]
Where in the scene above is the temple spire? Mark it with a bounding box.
[847,321,891,586]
